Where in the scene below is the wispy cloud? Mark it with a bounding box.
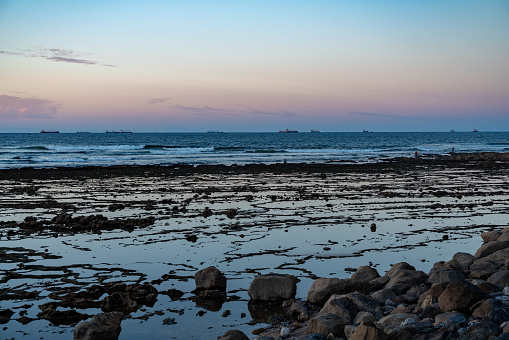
[173,105,298,118]
[0,47,116,67]
[148,97,172,105]
[46,56,97,65]
[0,95,60,120]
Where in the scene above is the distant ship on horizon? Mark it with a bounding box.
[311,130,320,133]
[279,128,298,133]
[472,129,479,132]
[106,130,132,133]
[450,129,455,132]
[40,130,59,133]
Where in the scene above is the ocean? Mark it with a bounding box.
[1,131,509,168]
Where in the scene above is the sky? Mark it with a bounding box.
[1,0,508,132]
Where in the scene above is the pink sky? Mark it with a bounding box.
[1,1,508,132]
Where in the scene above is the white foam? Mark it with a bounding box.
[154,147,214,154]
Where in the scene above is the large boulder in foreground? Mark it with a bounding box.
[217,329,249,340]
[248,273,297,301]
[385,262,415,278]
[194,266,227,291]
[475,241,509,259]
[481,231,502,243]
[319,294,358,323]
[351,321,388,340]
[307,278,352,305]
[376,313,420,332]
[384,269,428,294]
[487,270,509,288]
[307,312,348,338]
[427,269,465,284]
[73,312,123,340]
[438,280,489,313]
[351,266,380,283]
[452,252,475,270]
[344,292,383,319]
[370,288,396,305]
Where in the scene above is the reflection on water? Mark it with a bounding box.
[1,166,508,338]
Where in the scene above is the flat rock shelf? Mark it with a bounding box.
[1,153,509,339]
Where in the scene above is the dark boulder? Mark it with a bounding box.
[73,312,123,340]
[126,283,158,306]
[481,231,503,243]
[101,292,138,312]
[370,288,396,305]
[307,278,352,305]
[452,252,476,270]
[0,309,14,324]
[434,312,468,330]
[351,320,388,340]
[384,269,428,294]
[471,298,505,319]
[248,273,298,301]
[344,292,382,319]
[427,269,465,284]
[488,270,509,288]
[438,280,489,313]
[385,262,416,278]
[194,266,227,291]
[319,294,358,323]
[306,312,348,338]
[475,241,509,259]
[217,329,250,340]
[351,266,380,283]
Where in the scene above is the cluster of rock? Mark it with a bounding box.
[219,228,509,339]
[36,282,158,327]
[18,213,155,233]
[447,152,509,162]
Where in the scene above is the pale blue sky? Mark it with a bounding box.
[1,0,508,132]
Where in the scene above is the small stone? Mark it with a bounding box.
[162,317,176,325]
[252,327,266,335]
[280,326,290,337]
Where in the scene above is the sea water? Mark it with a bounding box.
[0,132,508,168]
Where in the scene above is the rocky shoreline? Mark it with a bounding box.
[212,226,509,339]
[1,151,509,181]
[17,227,509,339]
[1,152,509,339]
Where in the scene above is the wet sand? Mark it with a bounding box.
[1,152,509,339]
